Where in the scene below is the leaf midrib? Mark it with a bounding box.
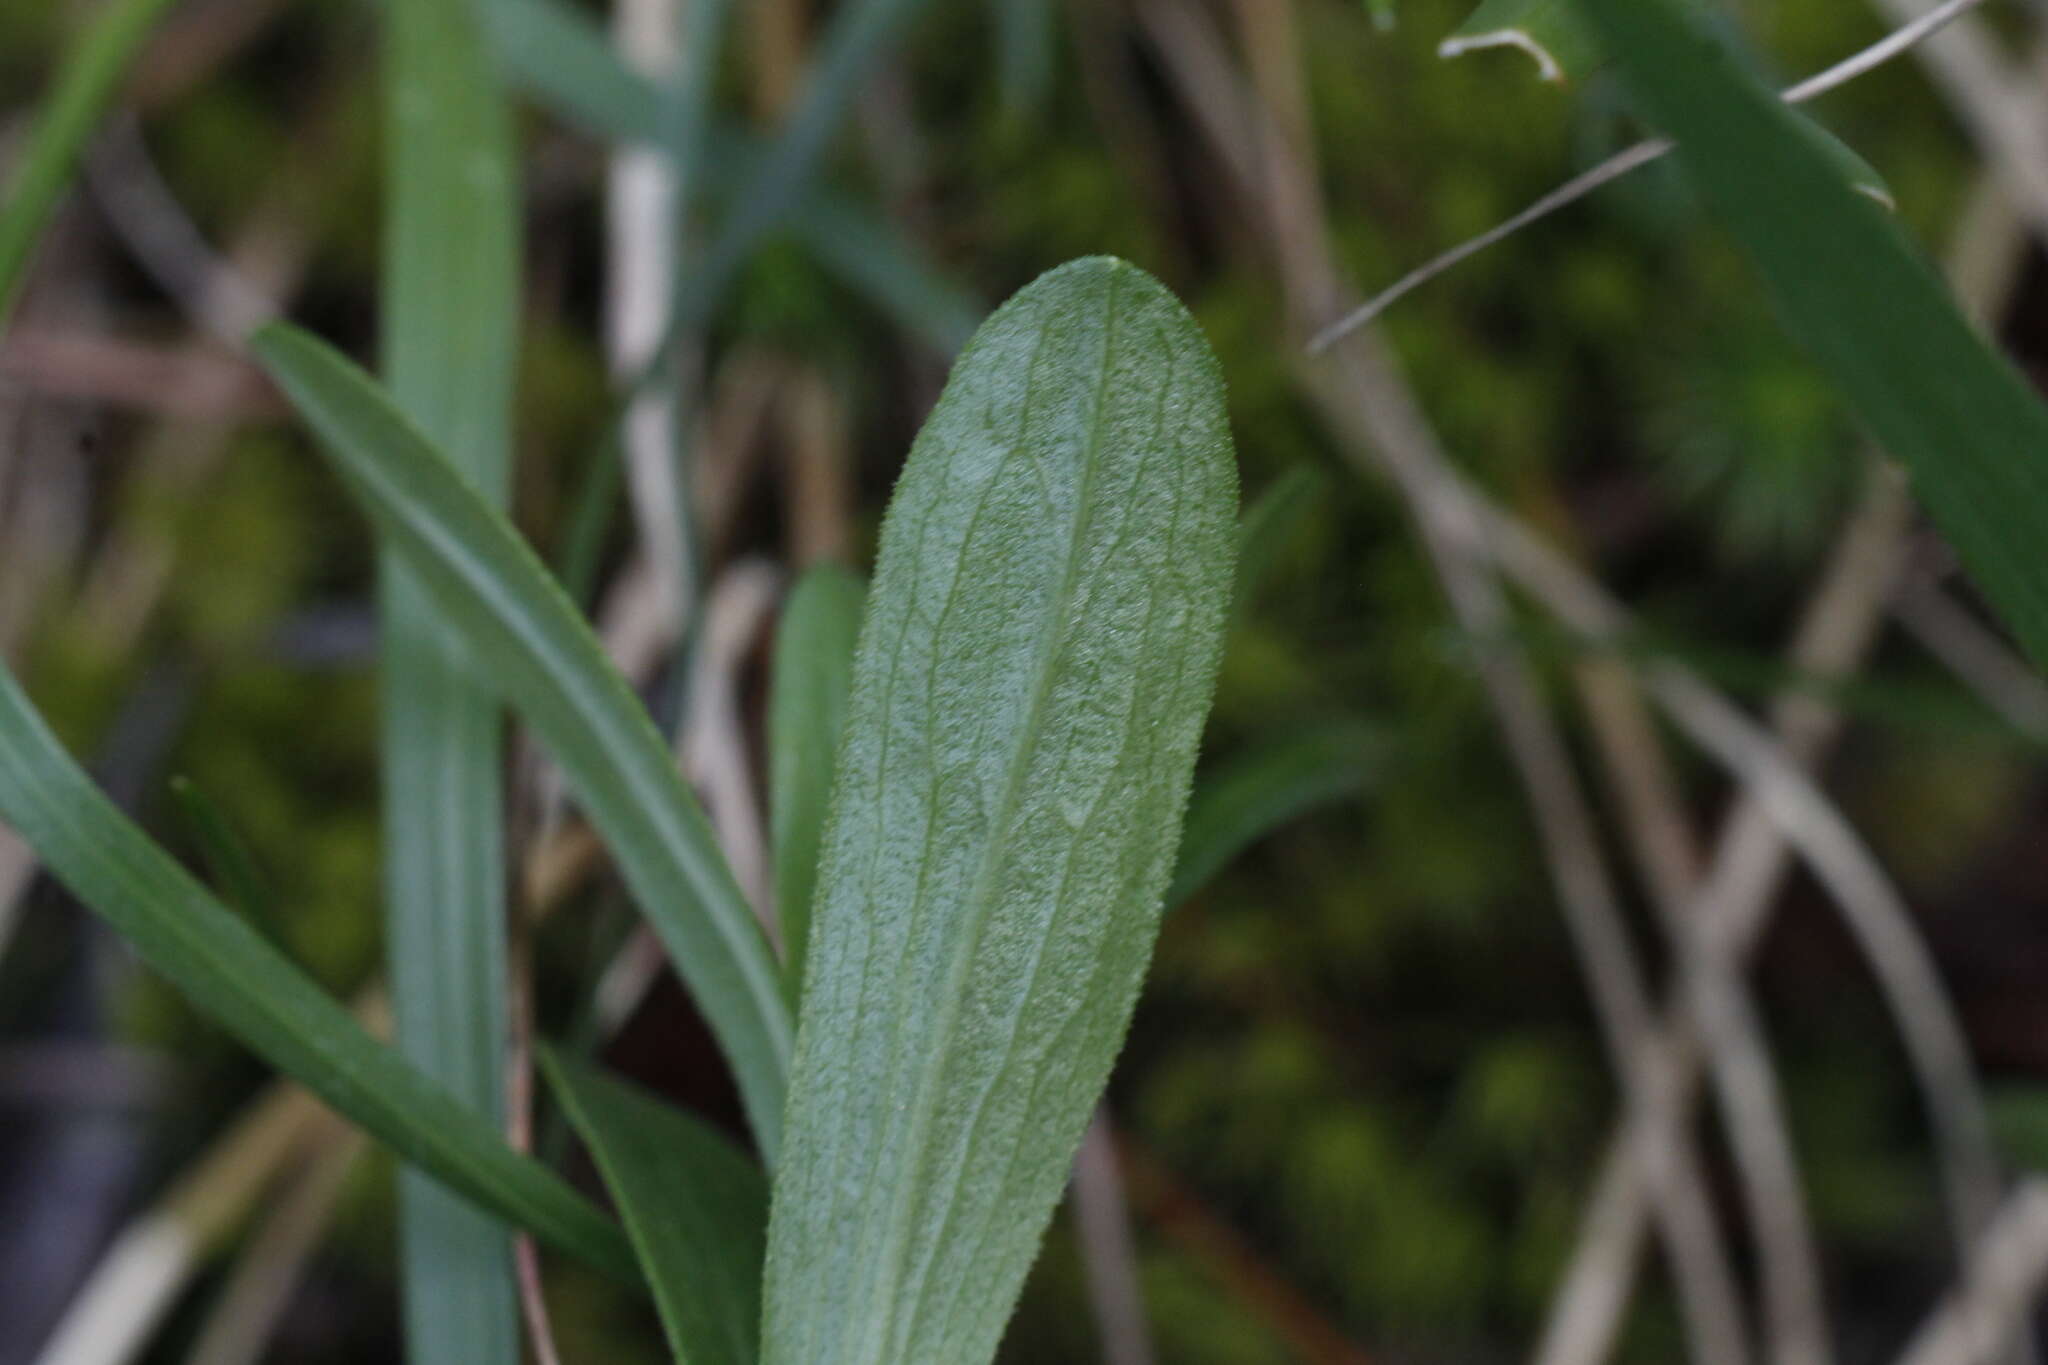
[839,265,1126,1365]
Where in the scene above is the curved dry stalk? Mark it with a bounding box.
[1305,0,1992,352]
[33,996,387,1365]
[1893,577,2048,740]
[1862,0,2048,242]
[1137,8,1764,1364]
[182,1118,364,1365]
[1896,1181,2048,1365]
[678,558,781,925]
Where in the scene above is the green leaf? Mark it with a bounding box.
[542,1051,766,1365]
[769,565,867,1001]
[1441,0,1600,84]
[0,662,635,1280]
[168,777,274,931]
[1233,465,1328,623]
[378,0,526,1353]
[1573,0,2048,671]
[0,0,179,330]
[761,257,1238,1365]
[993,0,1056,119]
[1166,719,1382,908]
[248,324,795,1161]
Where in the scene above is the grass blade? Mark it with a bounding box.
[1573,0,2048,670]
[768,566,866,1001]
[248,324,794,1161]
[0,0,178,331]
[761,257,1238,1365]
[994,0,1056,118]
[378,0,525,1354]
[167,777,274,930]
[1233,465,1328,623]
[0,664,635,1280]
[1166,720,1382,908]
[541,1051,767,1365]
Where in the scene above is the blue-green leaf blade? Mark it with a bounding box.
[379,0,525,1352]
[761,257,1239,1365]
[1573,0,2048,670]
[769,565,867,1001]
[1167,719,1382,908]
[0,665,635,1280]
[248,324,794,1161]
[542,1052,767,1365]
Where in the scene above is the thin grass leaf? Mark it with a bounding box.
[248,324,795,1161]
[1573,0,2048,670]
[379,0,525,1352]
[541,1051,766,1365]
[769,566,866,1001]
[0,663,635,1280]
[0,0,179,330]
[761,257,1238,1365]
[1233,465,1328,623]
[168,777,273,929]
[994,0,1056,119]
[1166,720,1382,908]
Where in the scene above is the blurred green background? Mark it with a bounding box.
[4,0,2046,1361]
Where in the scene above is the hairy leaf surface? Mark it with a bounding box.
[761,257,1237,1365]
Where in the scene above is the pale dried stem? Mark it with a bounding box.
[1138,8,1761,1365]
[1074,1112,1157,1365]
[1527,174,2027,1365]
[609,0,698,648]
[1306,0,1995,351]
[1894,1181,2048,1365]
[182,1117,365,1365]
[1893,578,2048,740]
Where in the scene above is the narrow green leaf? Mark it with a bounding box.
[1573,0,2048,671]
[542,1051,767,1365]
[380,0,524,1352]
[769,566,866,1001]
[993,0,1056,119]
[762,257,1238,1365]
[1166,720,1382,908]
[0,664,636,1280]
[1233,465,1328,623]
[167,777,274,930]
[249,324,795,1160]
[0,0,179,331]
